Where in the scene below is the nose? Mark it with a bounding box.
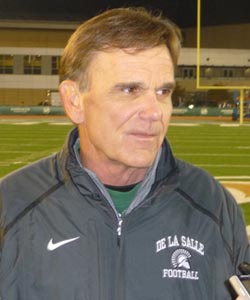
[138,92,163,121]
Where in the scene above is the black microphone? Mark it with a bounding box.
[239,262,250,275]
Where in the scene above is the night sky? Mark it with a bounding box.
[0,0,249,28]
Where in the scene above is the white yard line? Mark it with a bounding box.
[176,153,250,157]
[197,164,250,168]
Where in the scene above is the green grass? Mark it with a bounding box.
[0,123,74,176]
[1,122,250,223]
[240,204,250,225]
[167,124,250,177]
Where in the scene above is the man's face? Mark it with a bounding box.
[79,45,175,173]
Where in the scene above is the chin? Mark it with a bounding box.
[119,147,159,168]
[125,155,156,169]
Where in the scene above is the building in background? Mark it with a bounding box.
[0,20,249,107]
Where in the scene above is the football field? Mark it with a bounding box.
[0,116,250,223]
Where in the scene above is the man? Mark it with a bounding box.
[0,7,249,300]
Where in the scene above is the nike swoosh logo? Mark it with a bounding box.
[47,237,80,251]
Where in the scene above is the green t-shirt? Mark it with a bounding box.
[106,183,141,214]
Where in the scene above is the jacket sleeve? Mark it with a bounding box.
[0,186,3,264]
[233,204,250,273]
[222,186,250,273]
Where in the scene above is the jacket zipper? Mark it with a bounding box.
[117,215,123,246]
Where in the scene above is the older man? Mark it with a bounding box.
[1,7,249,300]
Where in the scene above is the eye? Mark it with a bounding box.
[122,85,139,94]
[156,88,172,97]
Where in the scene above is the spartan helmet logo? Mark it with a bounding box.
[171,249,192,269]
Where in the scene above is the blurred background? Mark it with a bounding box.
[0,0,249,119]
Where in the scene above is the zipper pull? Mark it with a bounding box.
[117,218,123,246]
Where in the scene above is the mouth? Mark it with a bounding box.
[128,131,158,140]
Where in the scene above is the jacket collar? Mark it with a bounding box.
[155,138,179,183]
[57,127,179,200]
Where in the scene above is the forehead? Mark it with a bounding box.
[88,46,174,82]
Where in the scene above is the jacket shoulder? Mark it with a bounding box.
[176,159,238,220]
[175,159,249,267]
[0,154,62,227]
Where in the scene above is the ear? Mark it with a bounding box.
[59,80,85,124]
